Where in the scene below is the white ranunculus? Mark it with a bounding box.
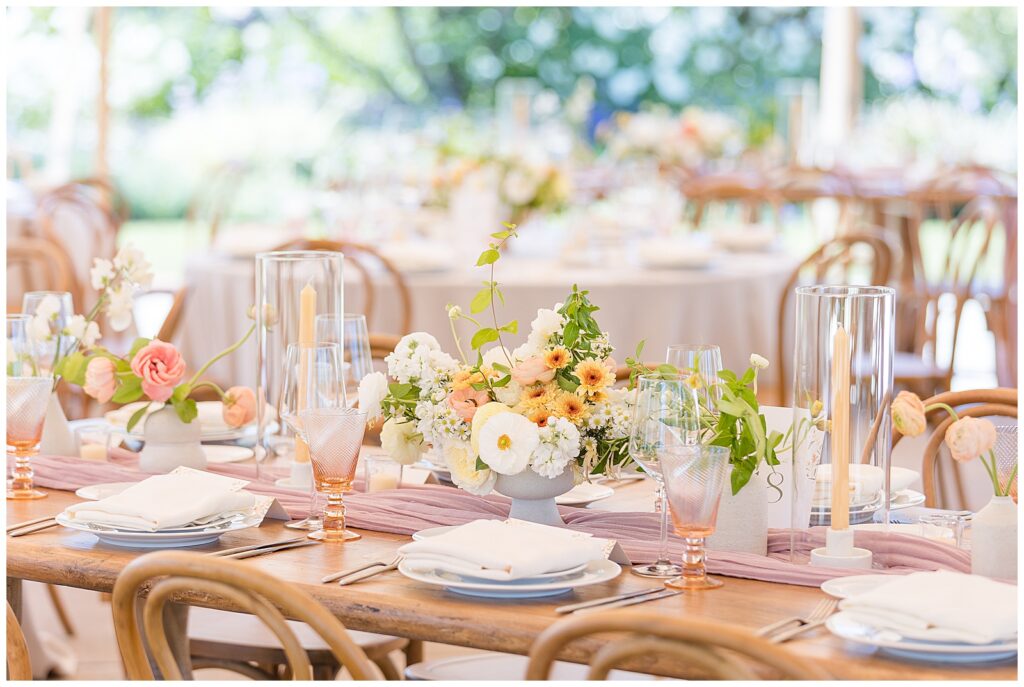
[395,332,440,356]
[380,418,425,465]
[478,412,540,475]
[90,258,115,290]
[105,283,134,332]
[357,371,388,422]
[65,315,101,348]
[527,306,565,348]
[444,440,497,496]
[493,379,522,406]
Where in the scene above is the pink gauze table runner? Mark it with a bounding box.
[12,453,974,588]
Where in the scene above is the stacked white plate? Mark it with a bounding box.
[403,526,620,598]
[105,401,273,442]
[822,574,1017,664]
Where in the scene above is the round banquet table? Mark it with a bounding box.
[176,251,798,388]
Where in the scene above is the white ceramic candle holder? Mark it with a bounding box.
[289,460,313,489]
[810,527,873,569]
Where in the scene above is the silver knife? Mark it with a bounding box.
[337,560,401,586]
[574,589,682,613]
[555,587,665,614]
[208,537,307,557]
[225,540,319,559]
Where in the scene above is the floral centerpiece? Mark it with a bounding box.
[602,105,744,172]
[493,150,571,226]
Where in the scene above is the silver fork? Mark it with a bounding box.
[322,555,401,584]
[755,598,838,641]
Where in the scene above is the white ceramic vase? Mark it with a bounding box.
[493,469,574,526]
[138,406,206,474]
[971,495,1017,579]
[39,392,77,457]
[706,466,769,556]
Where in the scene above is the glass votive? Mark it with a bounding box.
[74,426,115,462]
[918,513,965,548]
[363,453,403,493]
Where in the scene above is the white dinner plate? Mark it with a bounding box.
[105,401,273,442]
[398,558,621,599]
[55,511,262,549]
[850,523,956,544]
[555,482,615,506]
[825,612,1017,664]
[820,574,896,600]
[75,482,137,501]
[202,445,255,464]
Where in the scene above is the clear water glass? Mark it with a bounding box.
[22,291,76,364]
[315,313,373,408]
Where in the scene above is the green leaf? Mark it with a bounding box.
[476,249,500,266]
[490,230,512,240]
[563,321,579,348]
[56,351,89,385]
[111,376,144,404]
[494,285,505,306]
[492,362,510,374]
[475,457,490,471]
[388,382,414,399]
[470,287,492,314]
[556,374,579,393]
[171,384,191,403]
[501,222,517,230]
[172,396,198,425]
[491,374,511,388]
[656,364,677,376]
[128,337,151,358]
[730,460,754,495]
[471,328,499,350]
[126,402,153,432]
[499,320,518,334]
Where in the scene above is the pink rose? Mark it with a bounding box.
[511,356,556,386]
[83,357,117,404]
[130,339,186,403]
[944,417,997,463]
[222,386,257,428]
[447,386,491,422]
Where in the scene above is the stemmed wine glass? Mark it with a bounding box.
[666,344,723,398]
[628,373,706,577]
[299,407,367,542]
[314,314,373,408]
[660,444,731,590]
[7,315,52,499]
[22,291,76,363]
[280,342,344,530]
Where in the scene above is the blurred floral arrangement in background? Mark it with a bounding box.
[600,106,745,172]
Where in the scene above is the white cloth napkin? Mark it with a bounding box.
[63,468,254,531]
[399,519,613,581]
[838,570,1018,645]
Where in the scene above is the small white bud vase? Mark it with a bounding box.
[971,495,1017,579]
[493,469,575,526]
[39,392,77,457]
[138,406,207,474]
[707,467,769,556]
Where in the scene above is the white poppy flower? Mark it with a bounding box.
[478,412,540,475]
[357,371,388,422]
[380,418,425,465]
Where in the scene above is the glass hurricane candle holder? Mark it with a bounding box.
[660,444,731,590]
[790,286,894,565]
[300,407,367,542]
[255,250,344,474]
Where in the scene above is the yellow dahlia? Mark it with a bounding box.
[520,383,555,408]
[543,346,571,370]
[553,391,590,425]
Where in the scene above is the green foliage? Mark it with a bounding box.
[710,367,783,494]
[126,402,152,432]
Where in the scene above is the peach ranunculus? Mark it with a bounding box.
[891,391,927,437]
[130,339,186,403]
[447,385,491,422]
[83,357,117,404]
[222,386,257,428]
[511,356,556,386]
[944,417,997,463]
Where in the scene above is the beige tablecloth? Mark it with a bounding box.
[176,250,796,387]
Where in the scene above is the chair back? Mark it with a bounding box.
[111,550,378,680]
[680,171,770,227]
[7,602,32,681]
[526,611,830,680]
[892,388,1017,508]
[903,197,1005,390]
[33,178,122,310]
[775,230,894,404]
[273,239,413,334]
[7,236,80,312]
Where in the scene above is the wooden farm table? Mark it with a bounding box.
[6,485,1016,681]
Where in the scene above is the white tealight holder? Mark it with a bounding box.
[289,460,313,489]
[810,527,873,569]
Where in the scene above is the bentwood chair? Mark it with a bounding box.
[111,550,386,680]
[775,231,895,405]
[680,171,771,227]
[895,197,1007,397]
[526,611,832,680]
[765,166,858,240]
[892,388,1017,510]
[6,237,81,312]
[273,239,413,335]
[7,601,32,681]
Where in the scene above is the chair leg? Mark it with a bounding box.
[371,653,402,680]
[46,584,75,636]
[403,639,424,666]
